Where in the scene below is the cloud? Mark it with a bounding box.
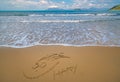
[72,0,108,9]
[10,0,67,9]
[9,0,115,10]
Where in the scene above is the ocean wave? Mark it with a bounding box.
[29,14,44,16]
[1,12,120,48]
[28,13,118,17]
[18,18,120,23]
[0,13,118,17]
[34,14,95,17]
[96,13,117,16]
[20,20,83,23]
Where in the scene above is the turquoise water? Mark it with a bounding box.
[0,10,120,48]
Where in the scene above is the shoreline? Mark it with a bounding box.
[0,44,120,49]
[0,45,120,82]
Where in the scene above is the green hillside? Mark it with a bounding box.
[110,5,120,10]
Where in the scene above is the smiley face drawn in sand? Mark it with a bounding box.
[23,53,77,79]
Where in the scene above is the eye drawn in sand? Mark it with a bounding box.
[23,53,77,80]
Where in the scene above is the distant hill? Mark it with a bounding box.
[110,5,120,10]
[46,8,107,12]
[47,8,65,11]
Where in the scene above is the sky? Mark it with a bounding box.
[0,0,120,10]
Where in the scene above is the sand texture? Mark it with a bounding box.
[0,46,120,82]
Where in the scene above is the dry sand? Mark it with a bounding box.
[0,46,120,82]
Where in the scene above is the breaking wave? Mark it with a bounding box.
[0,11,120,48]
[0,19,120,48]
[29,13,118,17]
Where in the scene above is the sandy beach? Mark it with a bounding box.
[0,46,120,82]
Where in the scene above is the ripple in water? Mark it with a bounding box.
[0,16,120,48]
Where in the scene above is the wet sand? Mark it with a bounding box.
[0,46,120,82]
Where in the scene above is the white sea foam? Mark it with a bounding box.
[29,14,44,16]
[28,13,117,17]
[96,13,116,16]
[45,14,95,16]
[0,44,120,48]
[28,14,94,17]
[20,20,82,23]
[1,11,120,49]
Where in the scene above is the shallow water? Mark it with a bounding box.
[0,11,120,48]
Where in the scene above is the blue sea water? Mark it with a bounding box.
[0,10,120,48]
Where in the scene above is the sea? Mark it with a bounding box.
[0,10,120,48]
